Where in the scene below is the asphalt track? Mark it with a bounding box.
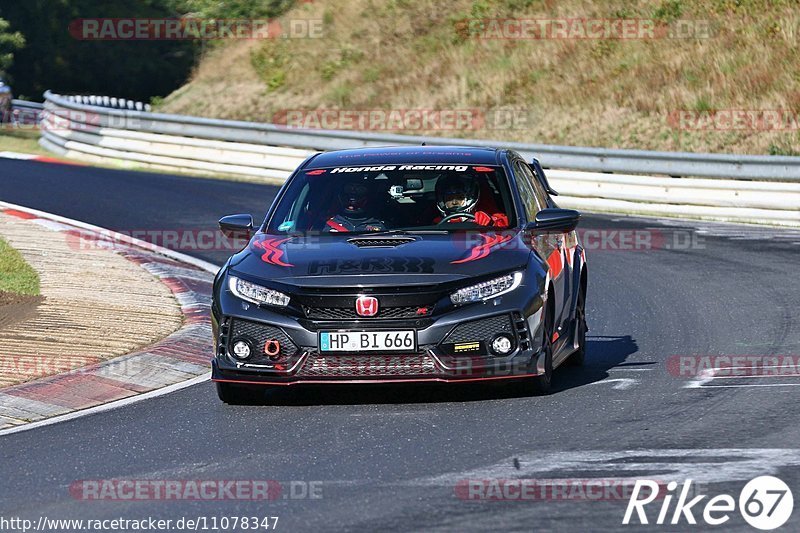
[1,159,800,532]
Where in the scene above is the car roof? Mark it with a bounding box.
[304,145,506,169]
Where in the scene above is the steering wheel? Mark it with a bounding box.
[438,213,476,224]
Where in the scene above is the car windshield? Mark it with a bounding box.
[267,164,517,235]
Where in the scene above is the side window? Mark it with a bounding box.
[526,163,550,209]
[513,160,542,219]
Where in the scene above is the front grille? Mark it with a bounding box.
[442,314,514,345]
[297,353,438,377]
[347,237,417,247]
[304,305,434,320]
[228,318,299,363]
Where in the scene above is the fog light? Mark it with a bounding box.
[231,339,253,360]
[491,334,514,355]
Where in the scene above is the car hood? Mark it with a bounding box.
[228,231,531,288]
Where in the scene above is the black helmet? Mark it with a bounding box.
[436,174,480,216]
[338,178,370,216]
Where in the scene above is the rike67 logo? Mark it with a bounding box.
[623,476,794,530]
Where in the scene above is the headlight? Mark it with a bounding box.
[450,272,523,306]
[228,276,290,307]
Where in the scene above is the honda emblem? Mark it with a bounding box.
[355,296,379,317]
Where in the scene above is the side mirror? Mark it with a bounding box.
[530,158,558,196]
[218,214,254,240]
[526,208,580,233]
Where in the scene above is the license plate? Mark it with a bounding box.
[319,330,416,352]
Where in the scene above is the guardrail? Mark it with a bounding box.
[9,99,43,125]
[36,91,800,227]
[11,99,43,111]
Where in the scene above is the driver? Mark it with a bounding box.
[324,178,387,233]
[434,174,508,227]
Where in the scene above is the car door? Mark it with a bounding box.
[530,161,581,350]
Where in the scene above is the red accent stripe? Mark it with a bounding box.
[253,237,294,267]
[326,219,349,232]
[32,156,86,166]
[213,372,541,386]
[3,209,38,220]
[451,233,513,264]
[546,249,563,278]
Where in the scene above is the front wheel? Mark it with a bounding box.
[530,303,555,394]
[566,288,587,367]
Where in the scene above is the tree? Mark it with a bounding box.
[1,0,196,101]
[0,17,25,79]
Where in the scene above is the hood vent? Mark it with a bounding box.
[347,236,417,248]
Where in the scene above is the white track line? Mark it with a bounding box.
[684,364,800,389]
[0,373,211,437]
[585,378,639,390]
[698,383,800,389]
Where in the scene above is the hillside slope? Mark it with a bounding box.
[160,0,800,155]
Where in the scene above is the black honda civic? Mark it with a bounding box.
[211,145,587,403]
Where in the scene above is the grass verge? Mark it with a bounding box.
[0,237,40,296]
[158,0,800,155]
[0,129,52,157]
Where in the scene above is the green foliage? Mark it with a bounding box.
[652,0,684,23]
[0,0,298,101]
[0,237,39,296]
[0,18,25,77]
[503,0,542,10]
[362,67,380,83]
[693,96,713,113]
[768,142,799,156]
[319,47,364,81]
[469,0,492,19]
[170,0,296,19]
[1,1,196,101]
[328,83,353,107]
[251,41,289,91]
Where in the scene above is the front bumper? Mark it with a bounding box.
[212,305,546,386]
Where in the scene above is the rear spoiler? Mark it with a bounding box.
[530,158,558,196]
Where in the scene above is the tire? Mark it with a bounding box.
[530,300,555,394]
[216,382,260,405]
[566,287,587,367]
